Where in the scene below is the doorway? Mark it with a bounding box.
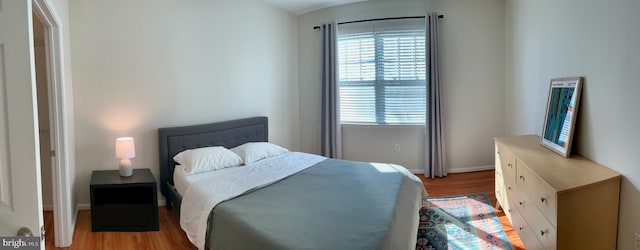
[32,12,55,246]
[31,0,75,247]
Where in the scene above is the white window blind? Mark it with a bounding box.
[338,19,426,125]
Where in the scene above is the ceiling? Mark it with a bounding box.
[259,0,368,15]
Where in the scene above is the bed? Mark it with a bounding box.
[158,116,426,250]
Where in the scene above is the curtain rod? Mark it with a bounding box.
[313,15,443,30]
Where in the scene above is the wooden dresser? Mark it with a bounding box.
[494,135,620,249]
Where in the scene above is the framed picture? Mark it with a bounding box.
[541,76,583,157]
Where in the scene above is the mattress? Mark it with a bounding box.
[177,152,426,250]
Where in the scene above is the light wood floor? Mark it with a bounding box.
[45,170,524,249]
[418,170,525,250]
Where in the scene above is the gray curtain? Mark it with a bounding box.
[424,13,446,178]
[320,22,342,159]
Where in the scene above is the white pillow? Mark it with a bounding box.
[230,142,288,165]
[173,146,243,175]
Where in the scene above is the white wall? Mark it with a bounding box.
[342,125,425,170]
[69,0,299,205]
[505,0,640,248]
[298,0,505,172]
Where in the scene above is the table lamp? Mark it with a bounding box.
[115,137,135,177]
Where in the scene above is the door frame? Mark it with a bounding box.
[32,0,74,247]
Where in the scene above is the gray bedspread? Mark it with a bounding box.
[206,158,426,250]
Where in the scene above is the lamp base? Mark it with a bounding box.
[119,158,133,177]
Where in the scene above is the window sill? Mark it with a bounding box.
[341,123,425,130]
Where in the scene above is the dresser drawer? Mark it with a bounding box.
[513,190,557,249]
[504,176,516,211]
[496,144,517,181]
[516,161,558,224]
[510,208,545,250]
[495,169,503,202]
[495,169,513,221]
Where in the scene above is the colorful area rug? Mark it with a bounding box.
[416,193,513,250]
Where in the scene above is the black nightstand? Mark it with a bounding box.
[90,168,159,232]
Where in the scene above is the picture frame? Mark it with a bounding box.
[541,76,583,157]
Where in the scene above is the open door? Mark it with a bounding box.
[0,0,45,244]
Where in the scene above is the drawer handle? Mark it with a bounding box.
[541,229,549,236]
[519,176,525,181]
[507,187,512,191]
[540,197,546,203]
[518,201,524,205]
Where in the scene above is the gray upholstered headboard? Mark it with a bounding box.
[157,116,268,198]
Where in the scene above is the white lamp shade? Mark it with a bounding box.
[115,137,136,159]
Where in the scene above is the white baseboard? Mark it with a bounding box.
[77,199,167,211]
[43,204,54,211]
[409,169,424,174]
[409,164,495,175]
[77,203,91,210]
[447,164,495,173]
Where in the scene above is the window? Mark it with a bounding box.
[338,19,426,125]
